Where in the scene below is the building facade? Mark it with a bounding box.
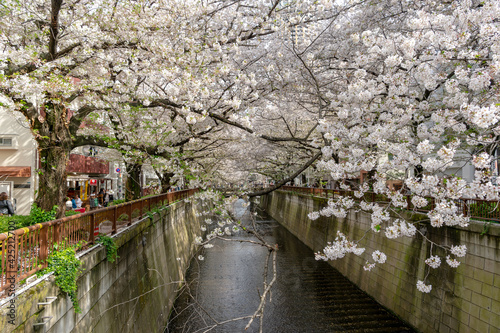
[0,111,38,215]
[0,110,122,214]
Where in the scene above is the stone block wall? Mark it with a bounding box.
[0,199,205,333]
[261,191,500,333]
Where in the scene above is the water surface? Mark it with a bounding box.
[166,201,414,333]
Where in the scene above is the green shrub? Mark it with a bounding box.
[46,243,83,313]
[65,210,80,217]
[30,204,57,224]
[96,234,119,263]
[109,199,126,206]
[0,215,32,233]
[469,201,499,220]
[0,205,81,233]
[131,209,140,218]
[117,213,129,222]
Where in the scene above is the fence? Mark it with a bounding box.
[0,189,198,297]
[281,186,500,222]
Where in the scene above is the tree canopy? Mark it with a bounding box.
[1,0,499,293]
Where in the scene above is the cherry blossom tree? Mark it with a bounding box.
[1,0,335,214]
[283,0,500,293]
[1,0,498,298]
[187,0,500,300]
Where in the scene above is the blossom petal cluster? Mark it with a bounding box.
[315,232,365,261]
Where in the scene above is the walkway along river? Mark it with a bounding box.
[166,200,415,333]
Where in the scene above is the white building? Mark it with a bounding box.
[0,110,121,214]
[0,111,38,215]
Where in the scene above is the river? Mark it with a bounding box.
[166,200,414,333]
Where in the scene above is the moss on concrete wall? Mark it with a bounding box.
[0,199,206,333]
[261,191,500,333]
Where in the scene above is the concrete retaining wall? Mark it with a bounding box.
[261,191,500,333]
[0,199,205,333]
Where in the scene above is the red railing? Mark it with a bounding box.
[280,186,500,222]
[0,189,198,297]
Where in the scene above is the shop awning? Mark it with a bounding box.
[0,166,31,177]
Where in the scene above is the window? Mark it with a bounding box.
[0,181,13,198]
[0,138,12,146]
[0,136,18,149]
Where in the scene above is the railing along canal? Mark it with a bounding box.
[281,185,500,222]
[0,189,198,296]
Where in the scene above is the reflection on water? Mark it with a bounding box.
[166,201,414,333]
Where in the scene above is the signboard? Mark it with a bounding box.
[89,179,97,186]
[80,183,85,201]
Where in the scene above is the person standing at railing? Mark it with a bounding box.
[66,197,73,210]
[90,194,96,210]
[0,192,15,216]
[98,188,104,206]
[75,194,82,208]
[103,190,109,207]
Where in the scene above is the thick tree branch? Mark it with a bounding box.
[247,151,322,197]
[49,0,63,60]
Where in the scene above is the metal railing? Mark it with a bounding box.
[281,186,500,222]
[0,189,198,296]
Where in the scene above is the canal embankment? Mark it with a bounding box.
[0,199,206,333]
[260,190,500,333]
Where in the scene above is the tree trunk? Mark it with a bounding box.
[36,146,70,218]
[34,104,73,218]
[160,172,174,193]
[367,169,376,190]
[125,162,142,201]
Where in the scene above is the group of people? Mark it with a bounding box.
[167,186,182,192]
[1,188,118,216]
[89,188,114,210]
[65,194,83,210]
[64,188,115,211]
[0,192,15,216]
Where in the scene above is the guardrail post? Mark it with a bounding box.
[112,206,117,235]
[140,199,143,218]
[89,213,95,244]
[128,203,132,226]
[39,226,48,268]
[53,222,61,245]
